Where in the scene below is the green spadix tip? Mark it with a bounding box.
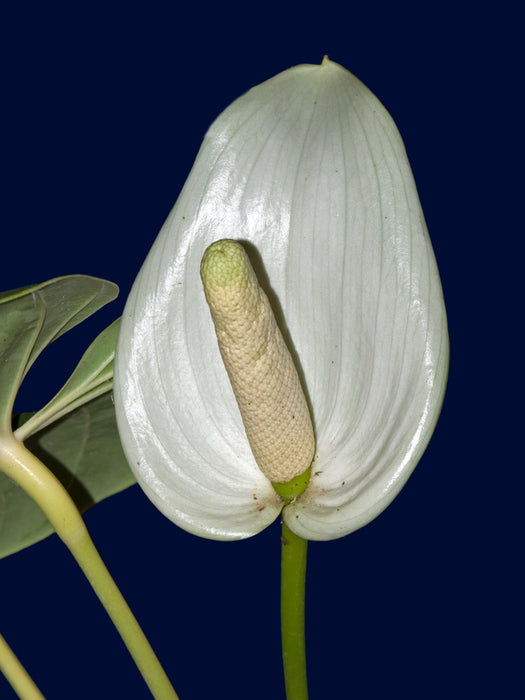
[272,466,311,504]
[201,239,249,289]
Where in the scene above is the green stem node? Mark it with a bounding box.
[272,466,311,503]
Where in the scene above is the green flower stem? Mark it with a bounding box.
[0,632,45,700]
[281,519,309,700]
[0,435,178,700]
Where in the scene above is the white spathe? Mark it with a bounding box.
[114,58,449,541]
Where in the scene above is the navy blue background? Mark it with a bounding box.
[1,3,518,699]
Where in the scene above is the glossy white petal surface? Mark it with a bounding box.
[114,59,448,541]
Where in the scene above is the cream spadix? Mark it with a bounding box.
[114,58,448,541]
[200,239,315,485]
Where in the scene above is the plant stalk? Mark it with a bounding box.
[280,518,309,700]
[0,435,178,700]
[0,632,46,700]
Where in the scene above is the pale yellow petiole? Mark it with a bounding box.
[0,632,46,700]
[0,434,178,700]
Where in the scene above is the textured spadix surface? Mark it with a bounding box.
[200,239,315,484]
[114,58,448,541]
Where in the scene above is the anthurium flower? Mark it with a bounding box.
[114,58,448,542]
